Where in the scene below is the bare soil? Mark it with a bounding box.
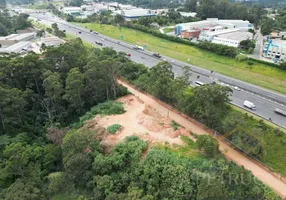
[89,95,192,149]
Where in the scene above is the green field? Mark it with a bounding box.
[76,23,286,95]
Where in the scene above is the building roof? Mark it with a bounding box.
[0,32,35,42]
[0,41,31,53]
[118,9,156,18]
[41,37,64,46]
[217,31,253,42]
[204,28,240,36]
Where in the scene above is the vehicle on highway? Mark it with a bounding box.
[127,53,131,57]
[153,53,161,58]
[274,108,286,117]
[234,86,241,91]
[78,31,82,34]
[90,30,93,32]
[244,100,256,110]
[93,31,99,34]
[195,81,204,86]
[95,41,103,46]
[133,45,144,51]
[63,30,66,32]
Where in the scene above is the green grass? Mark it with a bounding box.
[163,27,174,33]
[71,101,125,129]
[171,120,183,131]
[107,124,121,134]
[76,23,286,94]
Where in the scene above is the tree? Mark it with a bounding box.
[197,176,228,200]
[114,14,125,25]
[64,68,85,113]
[185,0,197,12]
[260,18,274,35]
[0,23,8,36]
[0,87,27,135]
[279,62,286,70]
[197,135,220,158]
[0,0,7,9]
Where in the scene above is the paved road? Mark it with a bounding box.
[252,28,264,59]
[30,13,286,129]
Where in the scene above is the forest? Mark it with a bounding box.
[0,38,282,199]
[0,11,31,36]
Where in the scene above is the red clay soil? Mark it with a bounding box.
[117,79,286,198]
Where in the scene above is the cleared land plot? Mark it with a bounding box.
[77,23,286,94]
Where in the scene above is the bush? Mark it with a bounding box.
[235,54,248,62]
[107,124,121,134]
[171,120,181,130]
[71,101,125,129]
[197,135,219,158]
[247,61,254,66]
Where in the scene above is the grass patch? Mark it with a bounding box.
[171,120,183,130]
[77,23,286,94]
[107,124,121,134]
[163,27,174,33]
[71,101,125,129]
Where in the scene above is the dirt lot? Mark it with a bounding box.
[89,95,192,148]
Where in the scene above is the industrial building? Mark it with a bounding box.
[0,32,36,54]
[0,41,31,54]
[175,18,253,47]
[263,40,286,62]
[113,9,156,20]
[41,37,64,47]
[62,7,82,15]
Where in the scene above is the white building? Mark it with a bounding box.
[62,7,82,15]
[41,37,64,47]
[263,40,286,62]
[113,9,156,20]
[0,41,31,53]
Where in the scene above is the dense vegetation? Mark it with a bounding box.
[0,38,281,199]
[0,11,31,36]
[121,61,286,175]
[260,8,286,35]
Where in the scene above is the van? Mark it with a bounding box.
[243,100,256,110]
[133,45,144,51]
[195,81,204,86]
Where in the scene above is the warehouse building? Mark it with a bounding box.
[41,37,64,47]
[113,9,156,20]
[0,41,31,54]
[263,40,286,62]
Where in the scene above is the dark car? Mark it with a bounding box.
[78,31,82,34]
[90,30,93,32]
[63,30,66,32]
[153,53,161,58]
[95,41,103,46]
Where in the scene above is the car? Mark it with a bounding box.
[62,30,66,32]
[95,41,103,46]
[152,53,161,58]
[234,86,241,91]
[78,31,82,34]
[127,53,131,57]
[90,30,93,32]
[93,31,99,34]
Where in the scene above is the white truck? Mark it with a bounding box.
[133,45,144,51]
[243,100,256,110]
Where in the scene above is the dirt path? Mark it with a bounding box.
[118,79,286,198]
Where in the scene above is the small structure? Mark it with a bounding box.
[41,37,64,47]
[62,7,82,15]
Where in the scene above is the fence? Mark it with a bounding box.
[117,78,286,191]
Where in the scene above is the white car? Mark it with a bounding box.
[234,86,241,91]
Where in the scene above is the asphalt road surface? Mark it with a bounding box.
[30,13,286,129]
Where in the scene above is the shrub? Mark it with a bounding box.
[107,124,121,134]
[171,120,181,130]
[247,61,254,66]
[197,135,219,158]
[236,54,248,62]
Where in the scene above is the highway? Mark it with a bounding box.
[30,13,286,129]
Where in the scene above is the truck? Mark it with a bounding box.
[133,45,144,51]
[243,100,256,110]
